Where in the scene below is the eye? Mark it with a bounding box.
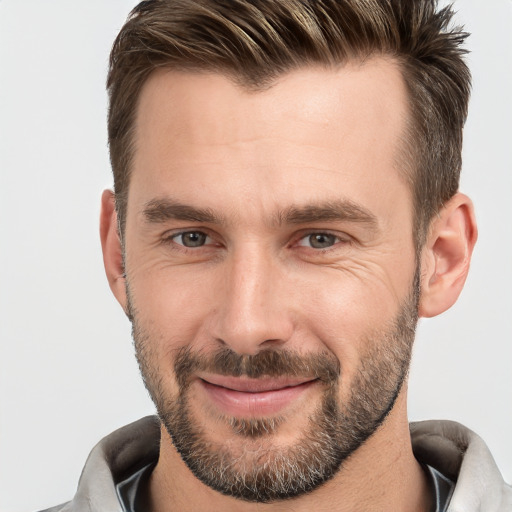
[298,233,343,249]
[172,231,211,248]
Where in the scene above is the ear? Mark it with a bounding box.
[100,189,128,313]
[418,192,478,318]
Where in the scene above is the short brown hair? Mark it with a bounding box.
[107,0,471,243]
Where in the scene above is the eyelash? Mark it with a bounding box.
[163,230,217,251]
[294,231,350,251]
[162,229,351,253]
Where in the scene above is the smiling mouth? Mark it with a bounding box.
[198,375,318,417]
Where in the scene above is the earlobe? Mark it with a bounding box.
[100,189,128,312]
[418,193,478,318]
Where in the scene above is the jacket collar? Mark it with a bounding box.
[411,420,512,511]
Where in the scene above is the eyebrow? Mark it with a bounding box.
[142,197,378,229]
[142,198,220,224]
[276,201,378,229]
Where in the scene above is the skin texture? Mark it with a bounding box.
[100,58,477,511]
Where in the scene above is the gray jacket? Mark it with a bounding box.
[42,416,512,512]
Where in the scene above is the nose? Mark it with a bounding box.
[210,245,294,355]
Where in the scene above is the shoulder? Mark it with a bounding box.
[411,420,512,512]
[37,503,71,512]
[35,416,160,512]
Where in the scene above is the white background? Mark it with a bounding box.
[0,1,511,510]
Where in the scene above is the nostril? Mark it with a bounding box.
[213,337,285,356]
[260,338,286,348]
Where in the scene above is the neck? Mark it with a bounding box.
[148,388,432,512]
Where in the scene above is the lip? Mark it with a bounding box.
[198,375,317,417]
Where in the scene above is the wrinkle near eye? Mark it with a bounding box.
[321,255,414,305]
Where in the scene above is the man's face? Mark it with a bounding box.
[123,60,419,501]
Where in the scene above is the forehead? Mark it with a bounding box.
[135,57,408,146]
[130,59,411,222]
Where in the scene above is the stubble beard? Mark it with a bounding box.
[129,276,419,503]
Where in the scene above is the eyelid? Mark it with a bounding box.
[174,231,210,246]
[293,230,352,249]
[162,228,216,247]
[159,227,351,251]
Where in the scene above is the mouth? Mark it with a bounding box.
[198,374,318,417]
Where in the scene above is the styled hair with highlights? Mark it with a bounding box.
[107,0,471,244]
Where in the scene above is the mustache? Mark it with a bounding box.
[174,346,341,389]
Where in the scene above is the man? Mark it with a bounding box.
[41,0,511,511]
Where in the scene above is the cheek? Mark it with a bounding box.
[296,260,415,372]
[128,264,219,349]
